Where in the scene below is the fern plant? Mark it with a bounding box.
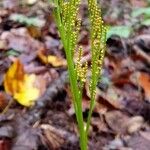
[49,0,107,149]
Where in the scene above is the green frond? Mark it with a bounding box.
[51,0,107,149]
[88,0,107,96]
[86,0,107,135]
[75,46,88,85]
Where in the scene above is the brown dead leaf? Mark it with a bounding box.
[91,116,108,133]
[127,134,150,150]
[105,110,129,134]
[34,75,47,96]
[27,26,41,39]
[0,139,11,150]
[127,116,144,134]
[1,28,44,54]
[130,0,147,7]
[0,92,10,111]
[0,40,7,50]
[140,131,150,141]
[3,0,19,9]
[138,72,150,101]
[12,128,43,150]
[97,87,124,110]
[41,124,65,149]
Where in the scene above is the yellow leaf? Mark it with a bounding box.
[4,59,24,95]
[47,55,67,67]
[4,59,40,107]
[14,74,39,106]
[38,49,67,67]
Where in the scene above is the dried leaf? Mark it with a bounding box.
[138,72,150,101]
[41,124,65,149]
[4,59,40,107]
[127,134,150,150]
[130,0,147,7]
[14,74,39,106]
[0,139,11,150]
[38,50,67,67]
[26,0,38,5]
[105,111,129,134]
[0,92,10,110]
[97,87,124,109]
[4,59,24,95]
[1,28,44,54]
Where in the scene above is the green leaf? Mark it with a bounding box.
[6,49,20,56]
[132,7,150,18]
[107,26,132,39]
[9,14,45,27]
[142,19,150,26]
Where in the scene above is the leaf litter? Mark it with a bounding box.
[0,0,150,149]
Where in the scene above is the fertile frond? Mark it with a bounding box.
[75,46,88,85]
[88,0,107,97]
[52,0,81,58]
[51,0,107,149]
[85,0,107,135]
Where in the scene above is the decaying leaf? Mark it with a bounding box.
[26,0,38,5]
[127,134,150,150]
[105,110,129,134]
[4,59,40,107]
[131,72,150,101]
[41,124,65,149]
[0,92,10,110]
[38,49,67,67]
[138,72,150,101]
[1,28,44,54]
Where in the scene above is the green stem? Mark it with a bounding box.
[65,46,87,150]
[64,2,87,149]
[50,0,89,149]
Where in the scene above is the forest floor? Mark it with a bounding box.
[0,0,150,150]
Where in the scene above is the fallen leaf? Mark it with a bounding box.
[130,0,147,7]
[105,110,129,134]
[4,59,24,95]
[38,49,67,67]
[0,125,14,138]
[1,28,44,54]
[0,92,11,110]
[4,59,40,106]
[27,26,41,38]
[3,0,19,9]
[140,131,150,141]
[138,72,150,101]
[41,124,65,149]
[97,87,124,109]
[0,40,7,50]
[127,134,150,150]
[12,128,42,150]
[0,139,11,150]
[127,116,144,134]
[14,74,39,106]
[9,14,45,27]
[26,0,38,5]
